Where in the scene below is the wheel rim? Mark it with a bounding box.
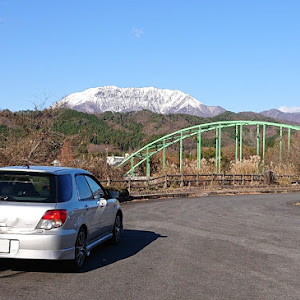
[75,230,86,268]
[114,215,122,242]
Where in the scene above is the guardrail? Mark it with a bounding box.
[100,173,300,194]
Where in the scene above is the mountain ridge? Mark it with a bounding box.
[260,109,300,124]
[55,86,226,117]
[54,86,300,124]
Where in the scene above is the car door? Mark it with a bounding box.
[75,175,103,243]
[85,175,115,236]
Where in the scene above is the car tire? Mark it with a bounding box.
[70,227,87,271]
[111,213,122,245]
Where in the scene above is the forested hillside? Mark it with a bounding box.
[54,109,283,152]
[0,107,288,155]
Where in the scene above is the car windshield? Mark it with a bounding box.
[0,171,56,203]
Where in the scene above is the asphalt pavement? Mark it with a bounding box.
[1,193,300,300]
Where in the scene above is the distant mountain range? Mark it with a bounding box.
[54,86,300,123]
[260,109,300,124]
[55,86,226,117]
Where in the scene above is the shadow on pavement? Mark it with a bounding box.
[83,229,167,272]
[0,229,166,275]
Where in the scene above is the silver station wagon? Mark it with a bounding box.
[0,166,123,270]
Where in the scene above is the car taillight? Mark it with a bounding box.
[37,209,67,230]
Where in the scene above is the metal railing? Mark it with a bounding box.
[118,121,300,176]
[100,173,300,194]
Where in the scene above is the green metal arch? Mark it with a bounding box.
[119,120,300,176]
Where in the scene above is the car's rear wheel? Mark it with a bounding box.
[111,213,122,245]
[71,227,87,271]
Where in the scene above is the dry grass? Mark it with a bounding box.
[228,156,261,175]
[152,158,216,176]
[266,132,300,173]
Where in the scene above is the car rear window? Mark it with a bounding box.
[0,171,56,203]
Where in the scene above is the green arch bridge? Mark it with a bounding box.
[119,120,300,177]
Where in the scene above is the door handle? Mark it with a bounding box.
[97,200,105,208]
[97,201,105,208]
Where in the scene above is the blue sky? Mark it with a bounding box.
[0,0,299,113]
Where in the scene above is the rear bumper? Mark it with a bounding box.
[0,229,77,260]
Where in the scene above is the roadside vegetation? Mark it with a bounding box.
[0,108,299,181]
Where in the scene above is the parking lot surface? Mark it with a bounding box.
[1,193,300,300]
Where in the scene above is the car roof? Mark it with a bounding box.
[0,166,91,175]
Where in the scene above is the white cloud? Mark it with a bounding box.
[278,106,300,113]
[132,27,144,38]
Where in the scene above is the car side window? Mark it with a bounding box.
[85,176,104,198]
[57,174,73,202]
[75,175,93,200]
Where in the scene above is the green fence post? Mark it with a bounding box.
[215,127,219,172]
[131,156,134,177]
[288,128,291,153]
[280,127,283,162]
[256,125,260,174]
[197,128,201,173]
[180,132,183,172]
[262,124,266,173]
[163,139,166,169]
[256,125,260,156]
[240,124,243,162]
[235,124,238,163]
[218,125,222,173]
[146,147,150,177]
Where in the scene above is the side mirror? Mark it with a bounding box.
[93,194,103,200]
[108,190,120,199]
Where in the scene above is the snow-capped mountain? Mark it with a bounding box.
[55,86,226,117]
